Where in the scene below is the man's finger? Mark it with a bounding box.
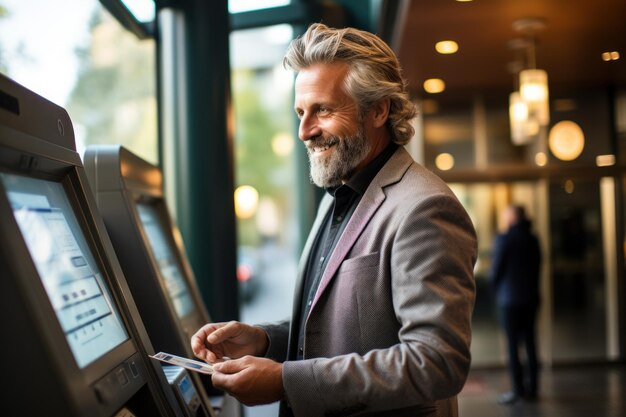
[207,320,239,344]
[212,357,244,374]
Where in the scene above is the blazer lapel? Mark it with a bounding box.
[309,147,413,311]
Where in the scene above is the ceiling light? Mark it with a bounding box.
[435,153,455,171]
[549,120,585,161]
[509,91,539,145]
[596,154,616,167]
[535,152,547,167]
[602,51,621,61]
[423,78,445,94]
[519,68,549,126]
[508,17,549,145]
[435,41,459,54]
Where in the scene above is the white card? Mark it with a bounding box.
[150,351,214,375]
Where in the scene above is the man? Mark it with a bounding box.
[192,23,477,416]
[489,205,541,405]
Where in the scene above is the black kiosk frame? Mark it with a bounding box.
[84,144,240,417]
[0,74,188,417]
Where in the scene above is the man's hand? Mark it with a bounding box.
[212,356,284,406]
[191,321,269,363]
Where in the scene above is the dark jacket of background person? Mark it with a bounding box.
[488,206,541,403]
[489,216,541,308]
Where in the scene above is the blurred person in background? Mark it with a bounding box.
[489,204,541,405]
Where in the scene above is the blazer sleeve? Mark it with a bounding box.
[282,192,477,416]
[257,320,290,362]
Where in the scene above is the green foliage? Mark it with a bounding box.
[65,9,157,163]
[232,68,296,245]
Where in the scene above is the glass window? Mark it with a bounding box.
[0,0,157,163]
[450,181,544,366]
[230,24,298,326]
[229,0,290,13]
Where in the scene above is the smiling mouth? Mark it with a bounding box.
[308,139,338,155]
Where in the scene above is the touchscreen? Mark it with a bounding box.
[136,202,194,318]
[1,173,128,368]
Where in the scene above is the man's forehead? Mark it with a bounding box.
[294,62,350,101]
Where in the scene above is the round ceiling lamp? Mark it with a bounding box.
[548,120,585,161]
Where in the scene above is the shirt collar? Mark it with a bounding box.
[326,142,398,197]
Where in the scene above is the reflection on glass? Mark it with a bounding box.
[1,173,128,368]
[0,0,157,162]
[229,0,290,13]
[230,24,297,325]
[136,203,194,318]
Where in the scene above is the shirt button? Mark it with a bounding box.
[308,299,312,306]
[336,215,343,221]
[320,256,325,263]
[299,347,303,353]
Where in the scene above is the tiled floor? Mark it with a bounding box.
[459,364,626,417]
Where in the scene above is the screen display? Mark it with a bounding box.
[136,202,194,318]
[178,374,197,405]
[1,173,129,368]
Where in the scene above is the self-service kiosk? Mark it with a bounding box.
[0,73,199,417]
[83,145,241,417]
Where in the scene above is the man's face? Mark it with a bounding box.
[294,62,373,188]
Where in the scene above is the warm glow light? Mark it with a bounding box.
[596,154,616,167]
[520,69,549,125]
[535,152,547,166]
[423,78,445,94]
[234,185,259,219]
[549,120,585,161]
[435,153,455,171]
[510,92,528,120]
[509,91,539,145]
[602,51,621,61]
[271,132,294,156]
[564,179,575,194]
[435,40,459,54]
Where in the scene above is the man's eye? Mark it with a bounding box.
[318,107,330,115]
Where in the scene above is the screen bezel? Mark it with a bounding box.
[0,144,138,385]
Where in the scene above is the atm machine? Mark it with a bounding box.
[83,144,241,417]
[0,73,202,417]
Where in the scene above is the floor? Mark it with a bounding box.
[459,364,626,417]
[242,364,626,417]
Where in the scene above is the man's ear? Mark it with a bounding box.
[370,98,391,128]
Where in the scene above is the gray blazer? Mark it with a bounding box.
[262,147,477,417]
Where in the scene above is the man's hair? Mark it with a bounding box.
[283,23,417,145]
[509,204,528,224]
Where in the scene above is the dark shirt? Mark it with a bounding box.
[295,143,398,359]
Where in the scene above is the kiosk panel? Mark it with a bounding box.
[2,172,128,368]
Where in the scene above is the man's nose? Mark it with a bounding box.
[298,115,322,142]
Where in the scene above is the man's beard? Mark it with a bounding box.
[306,126,372,188]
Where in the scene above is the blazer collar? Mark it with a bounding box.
[308,146,414,311]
